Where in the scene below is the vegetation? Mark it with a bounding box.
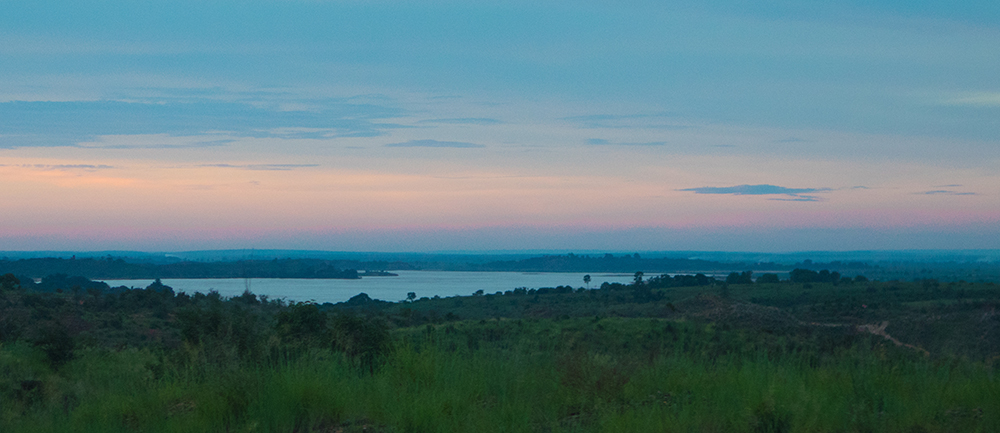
[7,252,1000,282]
[1,269,999,432]
[0,258,401,280]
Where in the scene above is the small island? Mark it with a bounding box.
[358,270,399,277]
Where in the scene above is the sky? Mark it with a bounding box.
[1,0,998,252]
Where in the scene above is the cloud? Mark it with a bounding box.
[417,118,503,125]
[943,93,1000,107]
[585,138,666,146]
[0,99,408,148]
[198,164,320,171]
[564,114,691,130]
[679,184,832,201]
[774,137,811,143]
[385,139,485,148]
[769,196,824,202]
[76,134,236,149]
[918,190,976,196]
[260,128,339,140]
[0,164,115,171]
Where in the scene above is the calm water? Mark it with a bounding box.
[100,271,638,304]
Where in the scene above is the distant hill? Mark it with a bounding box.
[3,250,999,282]
[0,257,415,280]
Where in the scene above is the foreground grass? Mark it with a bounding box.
[3,318,997,433]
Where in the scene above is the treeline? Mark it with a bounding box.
[0,274,392,372]
[3,268,1000,431]
[723,269,868,285]
[436,253,877,274]
[0,257,417,280]
[443,253,739,273]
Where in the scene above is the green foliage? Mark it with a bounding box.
[757,273,780,284]
[789,268,841,284]
[0,273,19,292]
[3,272,1000,432]
[33,323,75,368]
[276,302,328,343]
[6,317,998,432]
[727,270,754,285]
[331,314,392,373]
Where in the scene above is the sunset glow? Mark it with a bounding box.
[2,1,998,251]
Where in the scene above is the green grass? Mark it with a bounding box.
[3,276,999,432]
[4,318,998,432]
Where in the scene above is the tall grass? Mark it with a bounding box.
[2,318,997,432]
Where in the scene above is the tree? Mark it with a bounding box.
[0,273,19,292]
[276,301,328,343]
[331,314,392,374]
[726,272,741,284]
[583,274,591,289]
[790,268,819,283]
[633,271,644,285]
[406,292,416,302]
[756,273,780,284]
[726,271,753,285]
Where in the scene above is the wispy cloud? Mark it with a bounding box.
[417,118,503,125]
[943,93,1000,107]
[918,190,976,196]
[564,114,691,130]
[0,164,115,171]
[385,139,485,148]
[198,164,320,171]
[769,196,824,202]
[77,134,236,149]
[0,100,408,148]
[585,138,666,146]
[774,137,811,143]
[679,184,832,201]
[261,128,339,139]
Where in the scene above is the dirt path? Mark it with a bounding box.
[856,321,929,356]
[801,320,929,356]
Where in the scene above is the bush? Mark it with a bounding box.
[34,323,75,368]
[276,302,328,343]
[331,314,392,373]
[756,273,780,284]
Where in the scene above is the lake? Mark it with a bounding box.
[100,271,639,304]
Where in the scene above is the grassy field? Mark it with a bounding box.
[1,273,998,432]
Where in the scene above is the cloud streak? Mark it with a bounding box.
[417,118,503,125]
[943,93,1000,107]
[198,164,320,171]
[585,138,666,146]
[918,190,976,196]
[385,139,485,148]
[679,184,832,201]
[0,164,115,171]
[774,137,811,143]
[77,136,235,149]
[0,100,408,148]
[564,114,691,130]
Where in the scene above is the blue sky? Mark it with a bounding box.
[1,0,997,251]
